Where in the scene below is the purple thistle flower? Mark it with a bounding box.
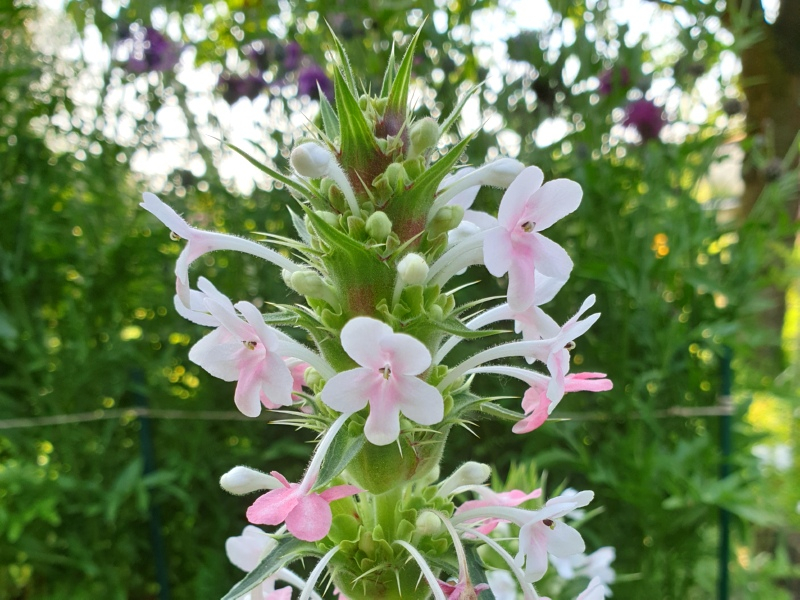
[125,27,180,73]
[283,41,302,72]
[623,98,664,142]
[598,67,630,96]
[218,73,266,105]
[297,65,334,101]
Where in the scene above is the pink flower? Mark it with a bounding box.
[483,167,582,312]
[513,372,612,434]
[320,317,444,446]
[455,487,542,535]
[246,471,360,542]
[189,299,295,417]
[437,578,490,600]
[225,526,293,600]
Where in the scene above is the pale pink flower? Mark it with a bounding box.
[517,491,594,582]
[246,471,360,542]
[455,487,542,535]
[320,317,444,446]
[140,192,298,307]
[513,372,612,434]
[225,525,293,600]
[437,578,490,600]
[577,576,608,600]
[483,167,582,311]
[188,299,294,417]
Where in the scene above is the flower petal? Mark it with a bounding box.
[246,486,301,526]
[507,245,538,312]
[519,523,550,582]
[497,166,544,229]
[285,493,333,541]
[340,317,392,370]
[320,368,375,414]
[188,329,241,381]
[483,227,514,277]
[394,375,444,426]
[526,179,582,231]
[257,351,296,408]
[363,394,402,446]
[225,525,273,572]
[544,521,585,557]
[379,332,432,376]
[528,234,573,281]
[319,484,362,502]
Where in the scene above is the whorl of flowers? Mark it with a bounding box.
[142,27,613,600]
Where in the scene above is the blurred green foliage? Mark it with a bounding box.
[0,0,797,599]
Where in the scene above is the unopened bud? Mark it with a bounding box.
[438,461,491,497]
[304,366,322,389]
[397,253,429,285]
[481,158,526,187]
[429,204,464,237]
[290,143,332,178]
[290,270,327,297]
[281,268,294,288]
[365,211,393,241]
[414,511,443,538]
[409,117,440,157]
[220,466,279,495]
[314,210,340,228]
[384,162,408,189]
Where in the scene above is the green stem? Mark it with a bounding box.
[373,484,404,541]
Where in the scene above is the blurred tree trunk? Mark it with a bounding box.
[730,0,800,373]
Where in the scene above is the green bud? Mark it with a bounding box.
[347,215,366,240]
[290,270,327,297]
[328,183,347,213]
[281,269,293,289]
[365,211,393,241]
[428,204,464,237]
[414,512,443,538]
[374,97,388,114]
[304,367,322,390]
[314,210,340,229]
[402,156,425,179]
[428,304,443,321]
[408,117,440,158]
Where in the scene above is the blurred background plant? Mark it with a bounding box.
[0,0,798,598]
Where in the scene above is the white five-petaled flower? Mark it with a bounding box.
[189,299,294,417]
[483,166,582,312]
[320,317,444,446]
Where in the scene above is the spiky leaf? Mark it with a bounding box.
[465,543,496,599]
[333,68,381,174]
[380,44,396,98]
[318,91,341,140]
[439,83,483,138]
[385,26,423,120]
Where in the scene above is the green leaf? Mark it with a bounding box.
[434,317,506,340]
[318,92,340,141]
[386,25,423,119]
[380,44,396,98]
[439,83,482,138]
[465,543,496,599]
[316,428,366,490]
[223,141,315,198]
[333,68,381,173]
[221,536,321,600]
[325,22,358,93]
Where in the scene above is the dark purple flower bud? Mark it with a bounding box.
[283,41,302,71]
[125,27,180,73]
[598,66,630,95]
[297,65,334,101]
[624,98,665,142]
[218,73,266,104]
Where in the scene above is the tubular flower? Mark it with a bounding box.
[483,166,582,312]
[188,300,295,417]
[320,317,444,446]
[246,470,360,542]
[226,526,293,600]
